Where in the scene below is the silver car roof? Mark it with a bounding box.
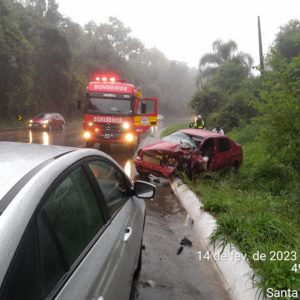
[0,142,76,201]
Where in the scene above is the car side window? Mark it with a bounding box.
[88,160,129,216]
[218,138,230,152]
[1,167,105,300]
[137,100,155,114]
[42,167,105,267]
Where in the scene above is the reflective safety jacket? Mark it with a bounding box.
[193,119,205,129]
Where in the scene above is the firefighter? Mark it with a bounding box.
[189,115,206,129]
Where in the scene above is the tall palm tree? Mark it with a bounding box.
[197,39,253,87]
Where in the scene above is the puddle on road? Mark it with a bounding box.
[141,175,186,217]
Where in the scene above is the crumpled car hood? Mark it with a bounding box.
[141,140,182,153]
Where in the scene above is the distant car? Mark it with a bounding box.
[0,142,155,300]
[157,114,164,121]
[29,113,65,130]
[135,128,243,178]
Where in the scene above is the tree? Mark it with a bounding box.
[190,87,222,117]
[0,0,34,118]
[255,53,300,169]
[191,39,256,129]
[198,39,253,87]
[272,20,300,63]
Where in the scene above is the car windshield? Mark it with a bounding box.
[87,97,133,115]
[36,113,51,119]
[162,132,196,148]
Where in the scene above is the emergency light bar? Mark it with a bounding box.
[94,75,118,82]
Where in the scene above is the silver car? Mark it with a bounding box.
[0,142,155,300]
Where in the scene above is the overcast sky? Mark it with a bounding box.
[56,0,299,68]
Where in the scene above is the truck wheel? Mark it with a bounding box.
[86,141,94,148]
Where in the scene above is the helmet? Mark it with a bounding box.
[197,115,202,119]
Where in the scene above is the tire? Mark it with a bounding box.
[86,141,94,148]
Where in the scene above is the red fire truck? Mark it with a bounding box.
[81,73,158,150]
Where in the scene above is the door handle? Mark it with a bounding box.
[124,227,132,242]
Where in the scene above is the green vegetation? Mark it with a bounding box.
[161,122,189,137]
[183,124,300,298]
[0,0,196,122]
[184,20,300,298]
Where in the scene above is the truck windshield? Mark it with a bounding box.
[86,97,133,115]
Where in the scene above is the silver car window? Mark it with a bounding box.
[42,167,104,266]
[88,160,129,216]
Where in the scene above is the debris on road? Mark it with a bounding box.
[180,237,192,247]
[177,245,184,255]
[143,280,156,288]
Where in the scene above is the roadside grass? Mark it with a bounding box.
[161,122,190,137]
[187,175,300,297]
[165,123,300,298]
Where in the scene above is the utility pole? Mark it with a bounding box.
[258,16,264,71]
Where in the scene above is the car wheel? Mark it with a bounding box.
[86,141,94,148]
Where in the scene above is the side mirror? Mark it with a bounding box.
[133,180,156,199]
[77,100,82,110]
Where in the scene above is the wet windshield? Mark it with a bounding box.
[36,114,50,119]
[162,132,196,148]
[87,97,133,115]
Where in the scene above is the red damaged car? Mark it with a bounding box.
[135,129,243,178]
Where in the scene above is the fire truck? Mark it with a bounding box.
[81,73,158,150]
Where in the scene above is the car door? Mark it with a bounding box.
[85,159,144,300]
[51,114,59,128]
[199,138,216,171]
[0,160,143,300]
[134,98,158,134]
[212,137,233,170]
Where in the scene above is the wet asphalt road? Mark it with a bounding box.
[130,176,231,300]
[0,122,231,300]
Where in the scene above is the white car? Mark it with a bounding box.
[0,142,155,300]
